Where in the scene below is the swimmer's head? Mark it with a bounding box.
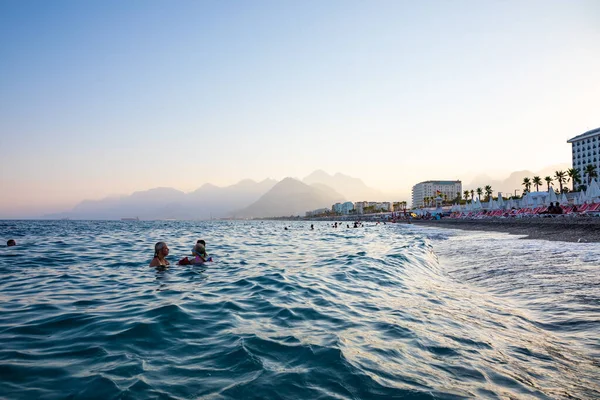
[154,242,168,257]
[7,239,16,247]
[193,242,206,256]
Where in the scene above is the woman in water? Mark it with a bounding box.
[149,242,170,267]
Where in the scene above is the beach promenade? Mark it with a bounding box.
[412,217,600,243]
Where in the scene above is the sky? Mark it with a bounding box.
[1,0,599,218]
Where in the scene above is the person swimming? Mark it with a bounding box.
[149,242,170,267]
[192,240,212,263]
[176,240,212,265]
[7,239,16,247]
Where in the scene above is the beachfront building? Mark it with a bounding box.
[376,202,392,212]
[412,180,462,208]
[332,202,355,215]
[567,127,600,180]
[354,201,368,214]
[306,208,330,217]
[353,201,391,214]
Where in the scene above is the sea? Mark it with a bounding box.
[0,220,598,400]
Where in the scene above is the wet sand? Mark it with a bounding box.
[411,218,600,243]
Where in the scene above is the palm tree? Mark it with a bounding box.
[522,177,531,193]
[544,176,553,192]
[567,168,581,191]
[532,176,542,192]
[463,190,470,201]
[470,189,475,201]
[484,185,492,201]
[476,187,483,201]
[554,170,567,193]
[584,164,598,185]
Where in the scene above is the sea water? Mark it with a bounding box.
[0,220,598,399]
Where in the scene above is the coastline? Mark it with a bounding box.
[410,218,600,243]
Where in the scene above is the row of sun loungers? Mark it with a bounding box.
[448,203,600,219]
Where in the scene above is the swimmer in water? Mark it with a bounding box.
[7,239,16,247]
[149,242,170,267]
[192,240,211,263]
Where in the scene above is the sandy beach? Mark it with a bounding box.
[411,217,600,243]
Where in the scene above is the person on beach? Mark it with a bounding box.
[150,242,170,267]
[6,239,16,247]
[540,202,555,215]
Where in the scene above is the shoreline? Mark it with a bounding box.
[410,218,600,243]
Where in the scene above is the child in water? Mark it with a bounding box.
[176,239,213,265]
[192,240,212,263]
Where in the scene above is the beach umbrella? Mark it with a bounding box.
[585,183,592,199]
[542,192,549,206]
[487,197,493,210]
[582,190,590,204]
[548,189,558,204]
[497,195,504,208]
[491,200,499,210]
[559,192,568,205]
[579,191,587,205]
[585,179,598,200]
[590,179,600,200]
[519,193,526,208]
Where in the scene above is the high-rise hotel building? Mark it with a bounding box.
[567,127,600,179]
[412,180,462,208]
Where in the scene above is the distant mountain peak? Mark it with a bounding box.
[304,170,332,181]
[199,183,219,190]
[302,170,383,201]
[235,178,344,218]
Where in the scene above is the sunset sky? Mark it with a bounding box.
[1,0,599,218]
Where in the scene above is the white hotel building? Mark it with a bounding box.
[567,127,600,180]
[412,180,462,208]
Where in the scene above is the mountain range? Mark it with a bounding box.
[44,165,572,219]
[45,171,370,220]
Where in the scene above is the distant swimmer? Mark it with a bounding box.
[149,242,170,267]
[7,239,16,247]
[310,224,314,230]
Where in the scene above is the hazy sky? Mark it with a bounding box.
[1,0,599,217]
